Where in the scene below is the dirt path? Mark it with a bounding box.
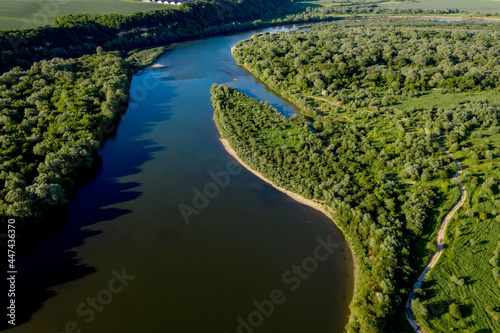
[302,95,356,121]
[405,124,467,333]
[303,95,342,107]
[304,94,467,332]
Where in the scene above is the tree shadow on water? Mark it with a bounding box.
[0,78,176,330]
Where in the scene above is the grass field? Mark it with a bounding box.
[380,0,500,13]
[307,91,500,332]
[299,0,344,8]
[309,94,465,274]
[304,0,500,13]
[392,91,500,110]
[419,128,500,332]
[0,0,174,30]
[384,94,500,332]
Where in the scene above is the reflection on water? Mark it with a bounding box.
[4,26,353,333]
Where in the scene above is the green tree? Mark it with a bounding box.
[412,298,428,320]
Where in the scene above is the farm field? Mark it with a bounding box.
[299,0,344,7]
[0,0,173,30]
[380,0,500,13]
[306,0,500,14]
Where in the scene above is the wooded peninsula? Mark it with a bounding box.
[218,18,500,333]
[1,1,499,332]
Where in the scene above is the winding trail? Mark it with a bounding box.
[405,123,467,333]
[304,95,468,333]
[302,95,342,107]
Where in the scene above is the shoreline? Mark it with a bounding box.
[227,41,358,327]
[219,137,358,279]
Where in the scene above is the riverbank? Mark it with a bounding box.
[218,137,358,278]
[5,26,357,333]
[230,40,358,287]
[125,46,168,72]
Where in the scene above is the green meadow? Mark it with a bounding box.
[0,0,173,30]
[308,95,463,276]
[419,128,500,333]
[391,91,500,110]
[306,90,500,333]
[380,0,500,13]
[306,0,500,13]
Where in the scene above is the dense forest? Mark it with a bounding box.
[0,52,131,234]
[232,20,500,107]
[0,1,491,71]
[228,20,500,332]
[0,0,300,237]
[0,0,297,70]
[411,100,500,332]
[211,83,456,333]
[1,0,499,329]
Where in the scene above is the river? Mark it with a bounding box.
[6,26,354,333]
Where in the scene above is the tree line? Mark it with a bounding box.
[1,1,495,71]
[211,84,455,333]
[232,20,500,109]
[0,52,131,235]
[411,100,500,331]
[227,19,500,332]
[0,0,298,70]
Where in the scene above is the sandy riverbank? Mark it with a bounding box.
[219,137,358,277]
[384,15,500,21]
[227,46,333,217]
[228,38,358,280]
